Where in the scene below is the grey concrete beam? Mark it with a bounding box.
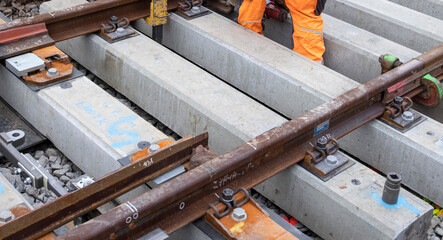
[0,69,165,202]
[256,158,433,240]
[323,0,443,53]
[387,0,443,21]
[133,12,443,207]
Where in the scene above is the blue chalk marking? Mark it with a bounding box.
[370,192,420,215]
[109,115,140,148]
[0,183,4,194]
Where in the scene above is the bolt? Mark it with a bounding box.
[382,172,402,205]
[116,27,125,34]
[0,210,13,223]
[316,138,327,149]
[24,177,32,185]
[110,16,119,24]
[231,208,247,222]
[326,155,338,165]
[46,68,59,77]
[221,188,234,203]
[393,96,403,106]
[402,111,413,121]
[148,144,160,153]
[14,168,22,175]
[191,6,200,13]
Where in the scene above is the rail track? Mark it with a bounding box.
[0,0,442,239]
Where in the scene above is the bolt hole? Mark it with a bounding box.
[12,133,20,137]
[351,179,361,185]
[389,173,399,180]
[427,131,435,136]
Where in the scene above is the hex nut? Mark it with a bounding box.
[231,208,247,222]
[148,144,160,153]
[0,210,13,223]
[47,68,59,77]
[402,111,413,121]
[326,155,338,165]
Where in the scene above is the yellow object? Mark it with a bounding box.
[238,0,266,35]
[146,0,168,26]
[286,0,325,61]
[229,222,245,234]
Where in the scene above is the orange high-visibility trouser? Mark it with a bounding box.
[238,0,266,35]
[238,0,325,61]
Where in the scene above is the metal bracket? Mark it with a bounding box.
[379,96,426,132]
[300,137,354,181]
[0,130,67,196]
[5,45,83,91]
[99,16,139,43]
[177,4,211,20]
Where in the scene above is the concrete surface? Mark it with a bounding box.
[387,0,443,20]
[256,158,433,240]
[133,12,443,207]
[0,68,165,202]
[324,0,443,53]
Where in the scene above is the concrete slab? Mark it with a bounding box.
[0,68,165,202]
[132,12,443,207]
[387,0,443,21]
[256,159,433,240]
[323,0,443,53]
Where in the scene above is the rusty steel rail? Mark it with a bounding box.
[0,134,208,240]
[53,46,443,239]
[0,0,179,59]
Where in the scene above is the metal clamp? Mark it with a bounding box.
[210,187,250,219]
[0,130,67,196]
[379,96,426,132]
[99,16,138,43]
[301,137,353,181]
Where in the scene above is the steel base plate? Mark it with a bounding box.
[0,98,46,158]
[18,67,84,92]
[300,152,355,182]
[98,26,139,43]
[378,109,426,133]
[177,6,212,20]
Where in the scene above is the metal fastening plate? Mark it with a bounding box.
[379,109,426,133]
[99,26,139,43]
[177,6,212,20]
[17,67,83,92]
[300,152,355,182]
[5,53,45,77]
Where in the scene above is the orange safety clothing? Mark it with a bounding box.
[237,0,325,61]
[238,0,267,35]
[286,0,325,61]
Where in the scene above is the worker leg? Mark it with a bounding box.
[238,0,266,35]
[286,0,325,61]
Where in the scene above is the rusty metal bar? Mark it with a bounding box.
[0,134,208,240]
[0,0,180,59]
